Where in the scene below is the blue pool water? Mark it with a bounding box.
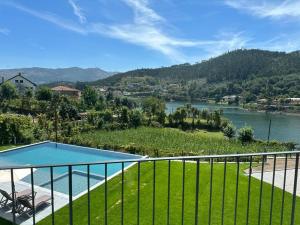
[0,142,142,196]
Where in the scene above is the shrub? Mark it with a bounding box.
[0,114,34,144]
[238,126,254,143]
[222,123,236,139]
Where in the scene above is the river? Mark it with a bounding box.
[166,102,300,144]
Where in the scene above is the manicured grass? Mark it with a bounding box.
[71,127,289,156]
[36,161,299,225]
[0,145,19,152]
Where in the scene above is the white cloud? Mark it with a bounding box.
[68,0,86,24]
[224,0,300,19]
[2,0,249,62]
[89,0,248,62]
[3,1,87,34]
[0,28,10,35]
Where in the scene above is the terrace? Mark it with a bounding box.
[0,143,299,225]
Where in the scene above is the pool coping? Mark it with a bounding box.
[0,141,147,224]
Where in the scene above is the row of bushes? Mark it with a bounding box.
[0,114,34,144]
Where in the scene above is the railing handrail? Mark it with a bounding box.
[1,150,299,170]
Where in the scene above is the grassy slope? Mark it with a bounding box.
[37,162,299,225]
[73,127,288,156]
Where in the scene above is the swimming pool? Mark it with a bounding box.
[0,142,142,196]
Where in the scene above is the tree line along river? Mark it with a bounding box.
[166,102,300,145]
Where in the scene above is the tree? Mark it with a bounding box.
[36,87,52,101]
[129,110,143,128]
[82,86,98,107]
[142,97,165,123]
[0,82,17,100]
[119,107,129,124]
[222,123,236,139]
[238,126,254,143]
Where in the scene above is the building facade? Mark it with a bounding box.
[1,73,37,94]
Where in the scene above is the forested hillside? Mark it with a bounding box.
[92,49,300,101]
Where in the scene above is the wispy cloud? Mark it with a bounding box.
[89,0,247,62]
[2,1,86,34]
[224,0,300,19]
[68,0,86,24]
[2,0,249,62]
[0,28,10,35]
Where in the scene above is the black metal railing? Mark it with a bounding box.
[0,150,300,225]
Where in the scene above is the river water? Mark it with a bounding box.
[166,102,300,144]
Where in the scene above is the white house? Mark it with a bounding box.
[1,73,37,93]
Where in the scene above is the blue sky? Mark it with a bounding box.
[0,0,300,72]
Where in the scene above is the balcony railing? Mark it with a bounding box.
[0,151,300,225]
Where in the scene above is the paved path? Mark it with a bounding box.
[251,169,300,196]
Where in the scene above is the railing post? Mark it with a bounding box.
[167,160,171,225]
[87,165,91,225]
[50,167,55,225]
[208,158,213,225]
[181,160,186,225]
[30,168,36,225]
[10,169,16,224]
[68,165,73,225]
[291,153,299,225]
[194,159,200,225]
[234,157,240,225]
[221,158,227,225]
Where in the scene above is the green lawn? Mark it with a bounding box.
[34,161,298,225]
[70,127,289,156]
[0,145,19,152]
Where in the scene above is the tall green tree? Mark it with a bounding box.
[82,86,98,108]
[0,82,18,100]
[36,87,52,101]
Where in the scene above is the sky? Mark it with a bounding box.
[0,0,300,72]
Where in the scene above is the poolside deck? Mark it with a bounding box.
[0,181,69,225]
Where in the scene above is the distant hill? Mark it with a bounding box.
[90,49,300,101]
[95,49,300,85]
[0,67,116,84]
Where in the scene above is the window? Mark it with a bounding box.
[15,80,19,83]
[20,80,23,83]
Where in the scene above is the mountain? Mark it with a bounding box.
[96,49,300,85]
[0,67,116,84]
[91,49,300,101]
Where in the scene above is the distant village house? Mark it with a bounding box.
[51,85,81,99]
[1,73,37,94]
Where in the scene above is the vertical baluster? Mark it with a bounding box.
[68,166,73,225]
[105,163,108,225]
[181,160,186,225]
[87,165,91,225]
[269,155,277,225]
[30,168,35,225]
[167,160,171,225]
[221,158,227,225]
[258,155,266,225]
[280,155,288,225]
[50,167,55,225]
[121,162,124,225]
[137,162,141,225]
[194,159,200,225]
[234,157,240,225]
[246,156,253,225]
[208,158,213,225]
[152,161,156,225]
[10,169,16,224]
[290,153,299,225]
